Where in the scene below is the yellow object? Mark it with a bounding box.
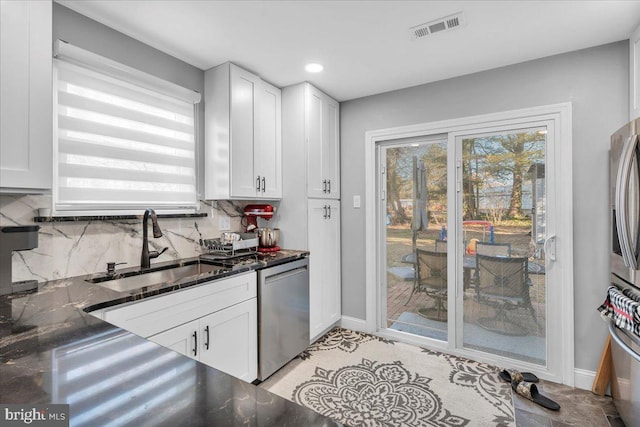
[466,238,479,255]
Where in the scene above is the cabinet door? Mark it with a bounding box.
[230,64,260,198]
[306,85,326,198]
[199,298,257,382]
[306,85,340,199]
[256,81,282,199]
[0,0,52,192]
[324,98,340,199]
[307,200,326,337]
[149,319,200,361]
[308,200,341,340]
[323,200,342,326]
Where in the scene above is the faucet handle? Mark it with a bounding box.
[149,247,169,260]
[107,262,127,275]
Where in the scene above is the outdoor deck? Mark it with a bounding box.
[386,272,546,338]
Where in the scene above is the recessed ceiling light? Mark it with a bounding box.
[305,63,323,73]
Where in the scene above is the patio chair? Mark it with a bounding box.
[475,254,536,335]
[413,248,447,322]
[470,242,512,285]
[434,239,448,253]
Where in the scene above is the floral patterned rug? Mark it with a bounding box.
[260,327,515,427]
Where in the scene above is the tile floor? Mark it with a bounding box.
[513,380,623,427]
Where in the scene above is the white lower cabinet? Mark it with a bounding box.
[308,199,341,340]
[91,271,258,382]
[149,299,257,382]
[148,318,200,360]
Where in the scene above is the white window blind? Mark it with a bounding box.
[53,41,200,214]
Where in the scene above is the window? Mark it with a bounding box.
[53,40,201,214]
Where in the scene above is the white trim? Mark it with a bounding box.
[365,125,377,334]
[340,316,367,332]
[364,103,574,385]
[574,369,597,392]
[53,39,201,104]
[631,24,640,119]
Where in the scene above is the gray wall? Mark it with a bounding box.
[53,3,206,198]
[340,41,629,372]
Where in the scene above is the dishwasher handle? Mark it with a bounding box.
[609,320,640,363]
[260,257,308,277]
[264,265,308,283]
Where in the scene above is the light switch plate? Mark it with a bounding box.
[218,215,231,231]
[353,195,361,208]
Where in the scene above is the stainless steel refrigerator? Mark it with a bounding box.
[610,117,640,426]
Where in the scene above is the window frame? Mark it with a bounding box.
[51,40,201,216]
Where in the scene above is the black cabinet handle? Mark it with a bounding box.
[322,180,327,193]
[192,331,198,356]
[256,176,261,191]
[328,179,331,193]
[204,325,210,350]
[328,205,331,219]
[262,177,266,192]
[323,206,327,219]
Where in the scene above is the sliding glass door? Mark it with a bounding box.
[382,137,449,342]
[457,127,548,366]
[377,118,561,376]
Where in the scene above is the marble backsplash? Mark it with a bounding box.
[0,194,246,283]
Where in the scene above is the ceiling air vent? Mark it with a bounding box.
[410,12,466,40]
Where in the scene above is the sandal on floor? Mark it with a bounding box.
[499,368,539,383]
[512,381,561,411]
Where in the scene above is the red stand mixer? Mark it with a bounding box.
[243,204,280,252]
[243,204,274,231]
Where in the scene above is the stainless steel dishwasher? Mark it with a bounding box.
[257,257,309,380]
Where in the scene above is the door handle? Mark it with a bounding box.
[204,325,210,350]
[322,180,327,193]
[544,235,557,262]
[192,331,198,357]
[262,177,266,192]
[328,179,331,194]
[616,134,640,269]
[609,320,640,363]
[327,205,331,219]
[323,205,327,219]
[256,176,261,192]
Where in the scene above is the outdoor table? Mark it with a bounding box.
[400,252,545,282]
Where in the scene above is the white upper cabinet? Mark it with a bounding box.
[229,65,261,198]
[631,24,640,120]
[0,0,52,193]
[256,80,282,199]
[204,62,282,200]
[306,84,340,199]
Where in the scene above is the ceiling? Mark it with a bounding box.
[56,1,640,102]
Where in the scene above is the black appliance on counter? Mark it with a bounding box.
[0,225,40,295]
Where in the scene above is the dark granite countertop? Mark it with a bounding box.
[0,250,339,426]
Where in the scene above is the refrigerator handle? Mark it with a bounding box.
[609,320,640,363]
[615,133,640,270]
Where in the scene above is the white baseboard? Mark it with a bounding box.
[573,368,597,391]
[340,316,367,332]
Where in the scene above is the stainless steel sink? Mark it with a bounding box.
[85,261,226,293]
